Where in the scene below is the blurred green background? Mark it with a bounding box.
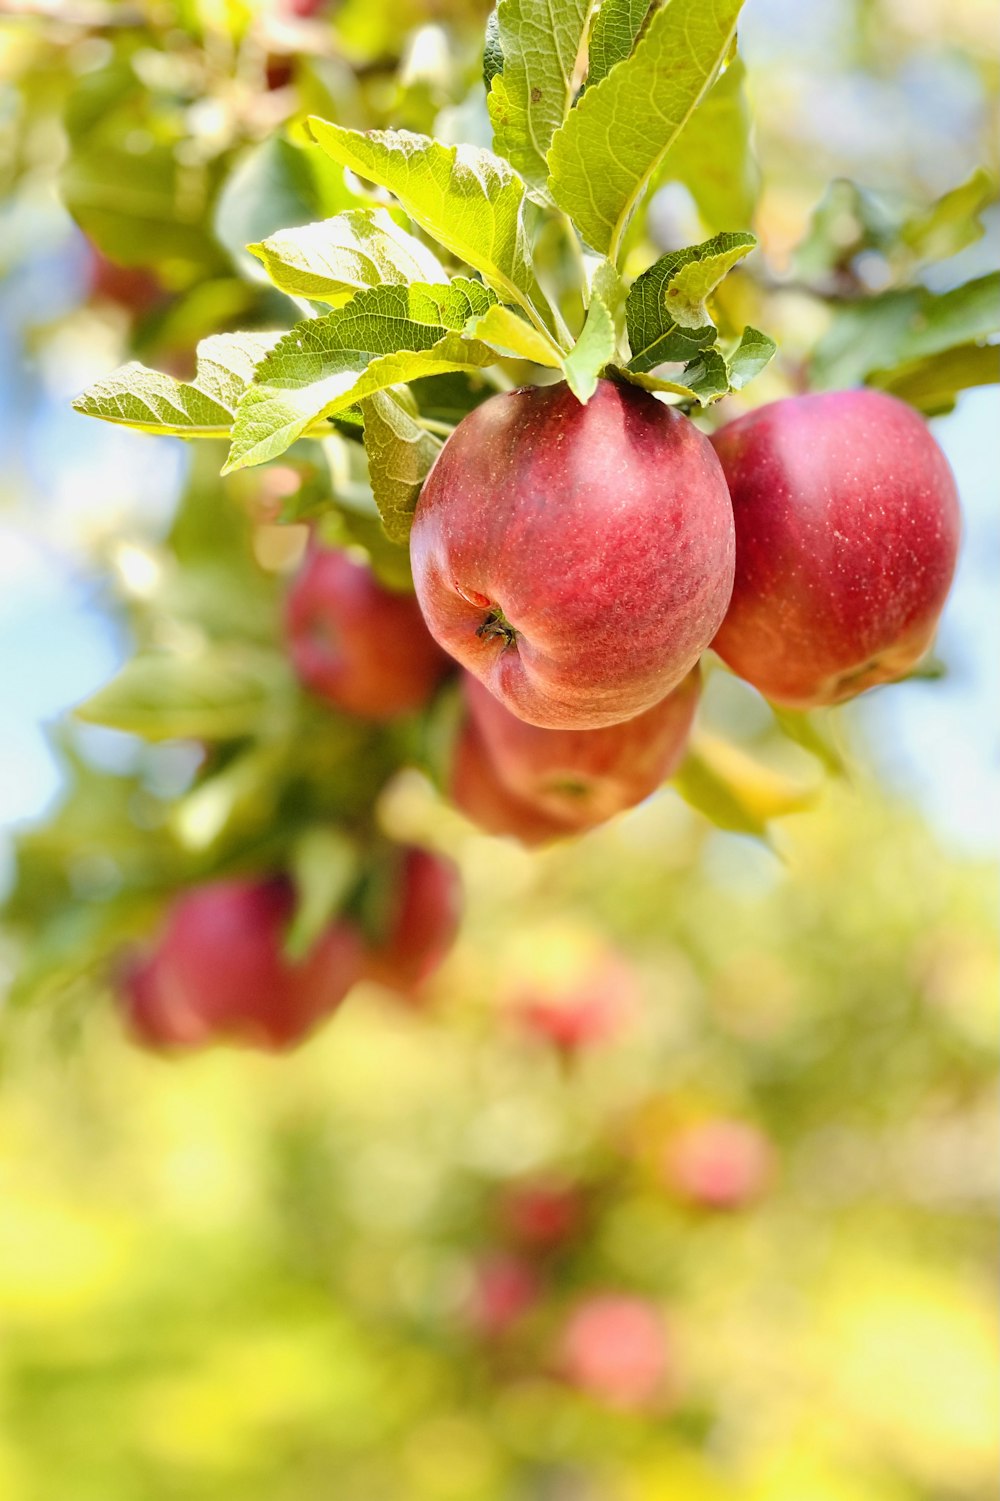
[0,0,997,1497]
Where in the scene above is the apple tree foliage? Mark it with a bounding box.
[2,0,997,1013]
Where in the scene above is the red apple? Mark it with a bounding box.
[559,1294,671,1409]
[449,718,581,846]
[120,877,363,1052]
[665,1119,773,1209]
[710,390,961,707]
[363,845,462,996]
[463,665,699,828]
[410,379,735,729]
[87,246,164,316]
[466,1253,542,1338]
[285,545,450,719]
[501,1181,584,1250]
[512,949,638,1051]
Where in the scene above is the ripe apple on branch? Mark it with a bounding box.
[36,0,985,1049]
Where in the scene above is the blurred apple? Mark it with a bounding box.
[449,718,580,846]
[285,545,450,720]
[462,666,700,829]
[509,942,639,1052]
[559,1294,671,1409]
[87,245,164,316]
[466,1253,542,1338]
[121,877,363,1052]
[363,846,462,997]
[501,1180,584,1251]
[666,1118,773,1209]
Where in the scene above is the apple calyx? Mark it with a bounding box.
[476,604,518,649]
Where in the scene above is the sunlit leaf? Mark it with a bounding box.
[547,0,746,258]
[249,208,448,305]
[488,0,600,197]
[73,332,281,438]
[361,389,443,543]
[586,0,654,87]
[465,303,564,365]
[225,279,498,473]
[562,292,617,401]
[306,120,553,332]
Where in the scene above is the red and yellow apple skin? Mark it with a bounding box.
[363,846,462,996]
[122,878,363,1052]
[285,545,450,720]
[710,390,961,708]
[462,665,699,828]
[410,379,735,730]
[449,719,581,847]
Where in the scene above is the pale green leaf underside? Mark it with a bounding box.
[306,120,550,329]
[225,279,498,473]
[562,293,616,401]
[465,303,563,365]
[73,332,281,437]
[678,346,729,403]
[76,648,286,741]
[727,325,776,389]
[488,0,598,196]
[248,208,447,305]
[361,389,443,543]
[586,0,653,88]
[547,0,746,258]
[626,230,755,372]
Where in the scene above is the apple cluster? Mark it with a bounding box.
[122,379,959,1054]
[412,378,960,734]
[124,844,461,1052]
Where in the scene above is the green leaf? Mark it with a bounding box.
[586,0,654,87]
[888,273,1000,364]
[612,367,703,401]
[899,168,996,268]
[813,273,1000,390]
[726,325,776,389]
[488,0,599,198]
[248,208,448,305]
[869,342,1000,417]
[225,279,499,473]
[307,120,553,333]
[626,231,755,373]
[484,6,505,89]
[562,293,616,401]
[287,829,360,962]
[73,332,281,438]
[465,303,563,365]
[214,135,367,279]
[678,346,729,403]
[361,389,443,543]
[76,648,288,742]
[770,706,847,778]
[673,735,815,839]
[654,58,757,233]
[547,0,746,259]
